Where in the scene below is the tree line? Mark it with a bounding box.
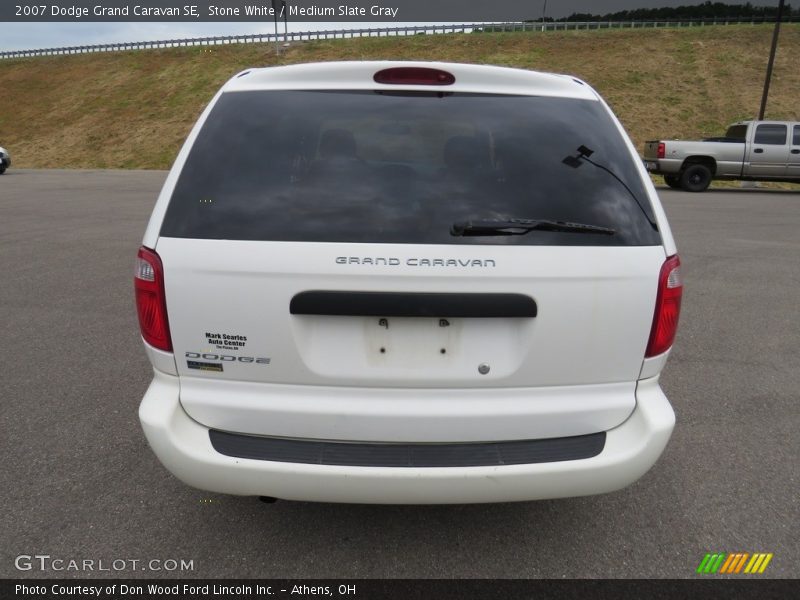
[546,2,799,22]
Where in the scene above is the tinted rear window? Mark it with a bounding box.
[162,91,660,246]
[723,125,748,140]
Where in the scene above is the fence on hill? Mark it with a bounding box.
[1,16,798,60]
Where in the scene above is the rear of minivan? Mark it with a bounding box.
[137,62,681,504]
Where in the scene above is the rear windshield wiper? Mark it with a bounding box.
[563,145,659,232]
[451,218,616,237]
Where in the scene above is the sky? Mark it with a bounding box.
[0,1,781,51]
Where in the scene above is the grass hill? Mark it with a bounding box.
[0,25,798,170]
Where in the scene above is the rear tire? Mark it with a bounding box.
[680,164,712,192]
[663,174,681,189]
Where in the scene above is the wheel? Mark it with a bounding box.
[663,174,681,189]
[679,164,712,192]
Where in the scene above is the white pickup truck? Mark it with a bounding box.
[0,145,10,174]
[643,120,800,192]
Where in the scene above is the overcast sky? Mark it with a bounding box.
[0,1,780,51]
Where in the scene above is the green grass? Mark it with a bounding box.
[0,25,799,170]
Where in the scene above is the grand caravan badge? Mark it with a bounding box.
[336,256,497,268]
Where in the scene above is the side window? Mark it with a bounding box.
[754,124,787,145]
[793,126,800,146]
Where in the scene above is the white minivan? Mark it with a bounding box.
[136,61,682,504]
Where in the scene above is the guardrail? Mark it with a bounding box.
[1,16,798,59]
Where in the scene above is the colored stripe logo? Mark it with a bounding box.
[696,552,773,574]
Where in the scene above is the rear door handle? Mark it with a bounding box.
[791,149,800,154]
[753,148,764,154]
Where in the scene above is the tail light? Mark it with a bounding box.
[646,255,682,358]
[135,246,172,352]
[657,142,666,159]
[374,67,455,86]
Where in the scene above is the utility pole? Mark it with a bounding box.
[283,1,288,41]
[271,0,280,55]
[758,0,785,120]
[542,0,548,32]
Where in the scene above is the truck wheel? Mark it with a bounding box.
[680,164,712,192]
[663,174,681,189]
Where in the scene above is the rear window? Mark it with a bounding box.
[161,91,661,246]
[723,125,748,140]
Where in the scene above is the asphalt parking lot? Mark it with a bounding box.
[1,169,798,579]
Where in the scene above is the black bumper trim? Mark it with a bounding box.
[289,291,537,318]
[209,430,606,468]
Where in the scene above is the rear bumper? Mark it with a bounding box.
[139,372,675,504]
[643,158,682,175]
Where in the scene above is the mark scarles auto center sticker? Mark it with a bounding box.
[205,331,247,351]
[187,332,270,372]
